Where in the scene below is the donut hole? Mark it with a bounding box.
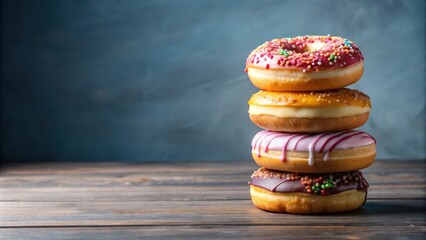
[303,42,326,52]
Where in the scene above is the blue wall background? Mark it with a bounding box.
[1,0,425,161]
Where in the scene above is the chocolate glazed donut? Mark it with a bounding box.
[248,168,369,214]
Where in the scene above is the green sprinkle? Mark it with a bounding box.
[315,183,319,187]
[321,184,325,189]
[279,49,289,57]
[328,54,335,61]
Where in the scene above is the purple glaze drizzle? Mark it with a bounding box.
[281,134,301,162]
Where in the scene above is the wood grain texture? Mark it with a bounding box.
[1,226,426,240]
[0,160,425,239]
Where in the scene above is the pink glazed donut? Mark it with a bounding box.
[245,36,364,91]
[251,130,376,173]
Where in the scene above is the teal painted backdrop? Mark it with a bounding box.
[1,0,425,161]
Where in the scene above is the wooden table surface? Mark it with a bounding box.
[0,160,425,239]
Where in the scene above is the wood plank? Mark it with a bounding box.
[1,168,424,188]
[1,160,424,175]
[1,161,424,202]
[0,200,424,227]
[0,184,424,202]
[1,226,425,240]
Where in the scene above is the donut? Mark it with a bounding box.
[245,36,364,91]
[249,168,369,213]
[248,88,371,132]
[251,130,376,173]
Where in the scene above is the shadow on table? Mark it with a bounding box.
[248,199,426,217]
[350,200,426,216]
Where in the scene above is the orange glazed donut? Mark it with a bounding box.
[245,36,364,91]
[249,168,369,214]
[251,130,376,173]
[248,88,371,133]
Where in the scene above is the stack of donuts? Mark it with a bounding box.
[245,36,376,214]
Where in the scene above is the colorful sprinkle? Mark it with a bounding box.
[246,36,363,72]
[343,39,352,48]
[279,49,290,57]
[251,168,369,195]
